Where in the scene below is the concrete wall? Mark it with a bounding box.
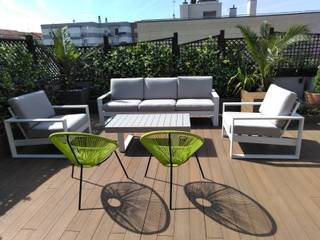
[136,12,320,44]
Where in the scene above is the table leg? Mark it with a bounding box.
[117,133,134,153]
[117,133,125,152]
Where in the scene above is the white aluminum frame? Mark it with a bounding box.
[97,90,220,127]
[4,105,92,159]
[222,102,304,160]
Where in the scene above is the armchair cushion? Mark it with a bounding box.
[144,78,178,99]
[103,100,141,112]
[176,99,214,111]
[8,90,55,129]
[139,99,176,112]
[27,114,89,138]
[110,78,144,100]
[178,76,212,99]
[259,84,297,127]
[223,112,282,137]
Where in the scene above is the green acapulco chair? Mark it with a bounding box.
[140,131,205,210]
[49,132,129,210]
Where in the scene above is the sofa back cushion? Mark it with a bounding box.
[111,78,144,100]
[178,76,212,99]
[144,78,178,99]
[8,90,55,129]
[259,84,297,127]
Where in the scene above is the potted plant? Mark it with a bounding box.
[230,21,309,111]
[53,27,89,104]
[305,66,320,106]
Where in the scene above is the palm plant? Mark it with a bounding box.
[237,21,309,91]
[53,27,80,90]
[314,66,320,93]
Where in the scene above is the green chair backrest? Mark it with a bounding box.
[49,132,118,167]
[140,131,204,167]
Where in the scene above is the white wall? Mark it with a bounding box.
[136,12,320,44]
[180,1,222,19]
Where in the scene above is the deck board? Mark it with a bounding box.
[0,119,320,240]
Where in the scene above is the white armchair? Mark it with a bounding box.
[222,84,304,160]
[4,91,91,158]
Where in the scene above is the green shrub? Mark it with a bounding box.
[73,43,174,98]
[0,44,40,134]
[315,66,320,93]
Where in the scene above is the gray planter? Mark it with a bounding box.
[58,88,89,105]
[0,133,10,159]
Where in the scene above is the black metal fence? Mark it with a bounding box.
[1,29,320,78]
[179,30,320,76]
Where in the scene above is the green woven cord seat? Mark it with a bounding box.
[140,130,205,210]
[50,132,117,167]
[49,132,129,210]
[140,131,204,167]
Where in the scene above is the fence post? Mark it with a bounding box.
[103,36,111,53]
[172,32,179,75]
[270,27,275,35]
[25,34,37,63]
[218,30,225,54]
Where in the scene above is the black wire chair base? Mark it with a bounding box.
[72,151,129,210]
[144,153,205,210]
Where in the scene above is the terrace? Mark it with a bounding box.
[1,23,320,240]
[0,120,319,240]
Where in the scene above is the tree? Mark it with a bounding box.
[237,21,309,91]
[53,27,80,90]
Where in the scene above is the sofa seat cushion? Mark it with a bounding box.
[139,99,176,112]
[178,76,212,99]
[27,114,89,138]
[103,100,141,112]
[176,99,214,111]
[110,78,144,100]
[144,78,178,99]
[223,112,282,137]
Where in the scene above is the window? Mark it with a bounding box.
[115,28,119,35]
[203,11,217,19]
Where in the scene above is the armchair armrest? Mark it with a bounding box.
[4,117,68,130]
[223,102,263,114]
[52,105,90,121]
[52,105,88,109]
[232,114,304,121]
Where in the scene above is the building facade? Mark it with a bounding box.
[135,11,320,44]
[180,0,222,19]
[41,21,133,46]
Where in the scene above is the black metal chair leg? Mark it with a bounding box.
[168,132,173,210]
[145,155,152,177]
[114,151,129,179]
[170,162,173,210]
[78,165,83,210]
[71,165,75,178]
[195,153,205,179]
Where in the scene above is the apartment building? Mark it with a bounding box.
[41,18,133,46]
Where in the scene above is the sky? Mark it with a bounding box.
[0,0,320,32]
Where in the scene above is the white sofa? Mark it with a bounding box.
[97,76,220,126]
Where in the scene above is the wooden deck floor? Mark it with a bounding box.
[0,119,320,240]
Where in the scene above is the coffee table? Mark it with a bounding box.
[105,113,191,152]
